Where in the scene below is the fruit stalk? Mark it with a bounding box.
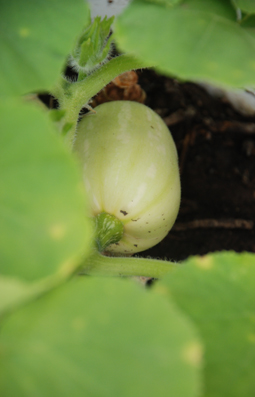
[80,250,178,278]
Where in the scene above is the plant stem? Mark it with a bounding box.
[80,251,178,278]
[67,54,150,104]
[94,212,124,252]
[52,54,152,148]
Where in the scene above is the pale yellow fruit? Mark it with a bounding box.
[74,100,181,254]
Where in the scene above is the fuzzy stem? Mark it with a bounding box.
[52,54,152,148]
[80,251,178,278]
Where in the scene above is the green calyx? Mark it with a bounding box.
[70,15,114,78]
[94,212,124,253]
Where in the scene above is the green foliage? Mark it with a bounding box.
[1,0,255,394]
[0,99,92,281]
[0,277,202,397]
[70,16,114,77]
[160,252,255,397]
[0,0,90,97]
[115,0,255,87]
[233,0,255,13]
[0,276,31,316]
[141,0,181,6]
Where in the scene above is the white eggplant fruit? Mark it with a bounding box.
[74,100,181,254]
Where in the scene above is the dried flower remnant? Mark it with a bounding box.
[91,71,146,106]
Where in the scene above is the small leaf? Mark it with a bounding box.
[0,99,92,281]
[0,277,202,397]
[161,251,255,397]
[0,0,90,97]
[70,16,114,74]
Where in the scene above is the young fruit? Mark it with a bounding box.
[73,100,181,254]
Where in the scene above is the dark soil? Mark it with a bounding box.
[138,70,255,262]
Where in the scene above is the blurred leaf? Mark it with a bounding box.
[233,0,255,14]
[240,14,255,28]
[181,0,237,19]
[0,99,92,281]
[0,0,90,97]
[71,15,115,74]
[0,277,202,397]
[161,251,255,397]
[141,0,181,6]
[0,276,30,315]
[115,0,255,87]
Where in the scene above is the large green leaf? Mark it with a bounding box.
[0,277,202,397]
[161,251,255,397]
[0,99,92,281]
[115,0,255,87]
[0,0,90,97]
[142,0,181,6]
[233,0,255,14]
[180,0,237,19]
[0,276,31,316]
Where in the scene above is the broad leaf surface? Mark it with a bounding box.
[0,277,202,397]
[161,251,255,397]
[182,0,237,19]
[0,276,31,315]
[0,99,92,281]
[233,0,255,13]
[240,14,255,28]
[0,0,90,97]
[115,0,255,87]
[142,0,181,6]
